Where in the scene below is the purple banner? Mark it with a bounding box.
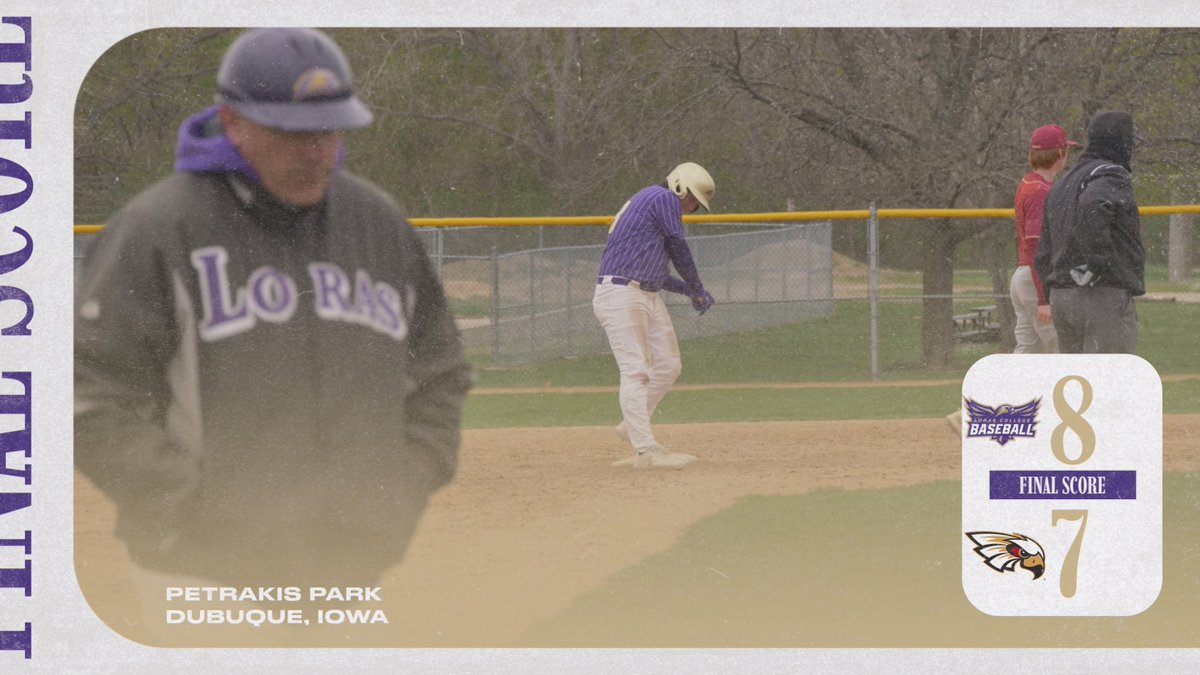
[990,470,1137,500]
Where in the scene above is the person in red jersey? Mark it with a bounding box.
[946,123,1077,435]
[1011,124,1077,353]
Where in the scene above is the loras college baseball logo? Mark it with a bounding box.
[963,397,1041,446]
[961,354,1162,616]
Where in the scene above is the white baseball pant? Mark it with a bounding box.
[592,281,681,451]
[1009,265,1058,353]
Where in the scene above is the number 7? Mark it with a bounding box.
[1052,509,1088,598]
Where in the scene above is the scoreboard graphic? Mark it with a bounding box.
[961,355,1162,616]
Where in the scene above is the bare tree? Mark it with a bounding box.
[350,28,729,219]
[74,29,231,220]
[680,27,1200,367]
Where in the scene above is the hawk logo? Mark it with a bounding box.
[965,531,1046,580]
[964,397,1040,446]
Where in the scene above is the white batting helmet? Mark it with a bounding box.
[666,162,715,211]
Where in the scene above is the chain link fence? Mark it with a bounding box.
[468,223,834,364]
[73,221,835,366]
[71,204,1200,377]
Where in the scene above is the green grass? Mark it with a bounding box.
[462,300,1200,428]
[518,472,1200,648]
[471,299,1200,387]
[473,301,949,389]
[463,383,959,429]
[897,264,1199,293]
[1165,379,1200,413]
[1145,263,1200,292]
[463,379,1200,429]
[448,295,492,318]
[1137,300,1200,370]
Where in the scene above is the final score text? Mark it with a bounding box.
[988,470,1137,501]
[0,15,33,662]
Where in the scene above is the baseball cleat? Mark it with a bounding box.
[613,420,630,443]
[628,444,696,470]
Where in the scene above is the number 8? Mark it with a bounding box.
[1051,375,1096,465]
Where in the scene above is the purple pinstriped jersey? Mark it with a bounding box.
[597,185,688,291]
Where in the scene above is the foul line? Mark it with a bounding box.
[472,373,1200,396]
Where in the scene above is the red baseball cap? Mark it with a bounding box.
[1029,124,1079,151]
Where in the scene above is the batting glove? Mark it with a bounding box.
[692,289,715,315]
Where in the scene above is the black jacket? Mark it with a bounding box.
[75,169,473,587]
[1034,116,1145,297]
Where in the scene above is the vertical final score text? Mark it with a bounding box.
[0,15,34,661]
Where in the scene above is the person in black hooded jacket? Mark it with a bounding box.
[1033,110,1145,353]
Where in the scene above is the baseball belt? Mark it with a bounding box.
[597,275,642,290]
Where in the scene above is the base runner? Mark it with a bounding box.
[593,163,716,469]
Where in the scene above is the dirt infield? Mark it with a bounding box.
[74,415,1200,648]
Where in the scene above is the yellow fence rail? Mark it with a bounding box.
[71,204,1200,234]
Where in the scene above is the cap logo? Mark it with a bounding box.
[292,67,345,102]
